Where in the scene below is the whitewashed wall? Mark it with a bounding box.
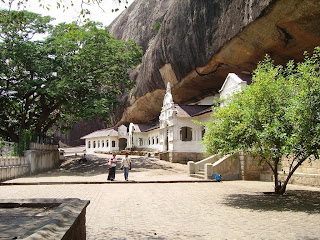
[85,137,119,154]
[129,129,161,151]
[169,113,210,153]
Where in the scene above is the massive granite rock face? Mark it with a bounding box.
[108,0,174,53]
[109,0,320,125]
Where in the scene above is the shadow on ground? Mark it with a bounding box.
[52,155,175,176]
[223,190,320,214]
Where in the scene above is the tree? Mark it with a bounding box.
[203,47,320,194]
[0,0,129,18]
[0,10,142,142]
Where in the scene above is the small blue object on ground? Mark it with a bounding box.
[215,174,222,182]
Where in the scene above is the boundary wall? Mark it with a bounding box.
[0,143,60,181]
[188,152,320,187]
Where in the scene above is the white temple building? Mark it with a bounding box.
[81,73,248,162]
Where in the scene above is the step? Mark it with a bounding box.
[190,173,205,179]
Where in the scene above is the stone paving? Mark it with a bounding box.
[1,154,320,239]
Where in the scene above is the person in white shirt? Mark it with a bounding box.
[121,152,132,181]
[108,153,117,181]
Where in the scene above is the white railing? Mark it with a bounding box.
[187,154,221,175]
[0,156,30,181]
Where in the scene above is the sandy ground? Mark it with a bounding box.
[6,153,195,183]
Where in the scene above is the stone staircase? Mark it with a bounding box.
[190,169,205,179]
[188,154,241,180]
[188,154,222,180]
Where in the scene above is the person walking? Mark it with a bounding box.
[121,152,132,181]
[107,153,117,181]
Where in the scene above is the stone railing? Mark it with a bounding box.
[187,154,221,176]
[30,142,58,151]
[188,153,265,181]
[0,143,60,182]
[0,157,30,181]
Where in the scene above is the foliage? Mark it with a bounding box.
[153,22,162,32]
[203,47,320,194]
[16,129,32,156]
[0,0,129,21]
[0,138,19,156]
[0,10,142,142]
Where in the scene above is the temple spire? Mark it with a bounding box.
[166,82,171,94]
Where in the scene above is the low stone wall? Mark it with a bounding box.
[238,153,320,187]
[240,153,266,181]
[210,154,241,180]
[188,152,320,187]
[26,143,60,175]
[272,156,320,187]
[0,143,60,181]
[30,143,58,151]
[0,157,30,181]
[25,149,60,175]
[0,198,90,240]
[160,152,205,164]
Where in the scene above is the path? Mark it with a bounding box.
[1,154,320,239]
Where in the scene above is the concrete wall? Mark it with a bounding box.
[0,157,30,181]
[160,151,205,164]
[199,152,320,187]
[262,156,320,187]
[0,143,60,181]
[240,153,266,181]
[0,198,90,240]
[169,116,208,153]
[85,137,119,154]
[211,154,241,180]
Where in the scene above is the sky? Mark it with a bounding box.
[0,0,134,26]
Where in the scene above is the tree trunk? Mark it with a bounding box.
[277,158,306,195]
[273,159,281,194]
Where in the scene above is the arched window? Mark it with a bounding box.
[93,141,96,148]
[102,140,105,148]
[98,140,100,148]
[138,138,143,146]
[148,138,151,145]
[106,140,109,147]
[152,137,155,145]
[180,127,192,141]
[88,141,91,148]
[156,136,159,144]
[112,141,116,148]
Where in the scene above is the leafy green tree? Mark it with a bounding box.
[203,47,320,194]
[0,10,142,142]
